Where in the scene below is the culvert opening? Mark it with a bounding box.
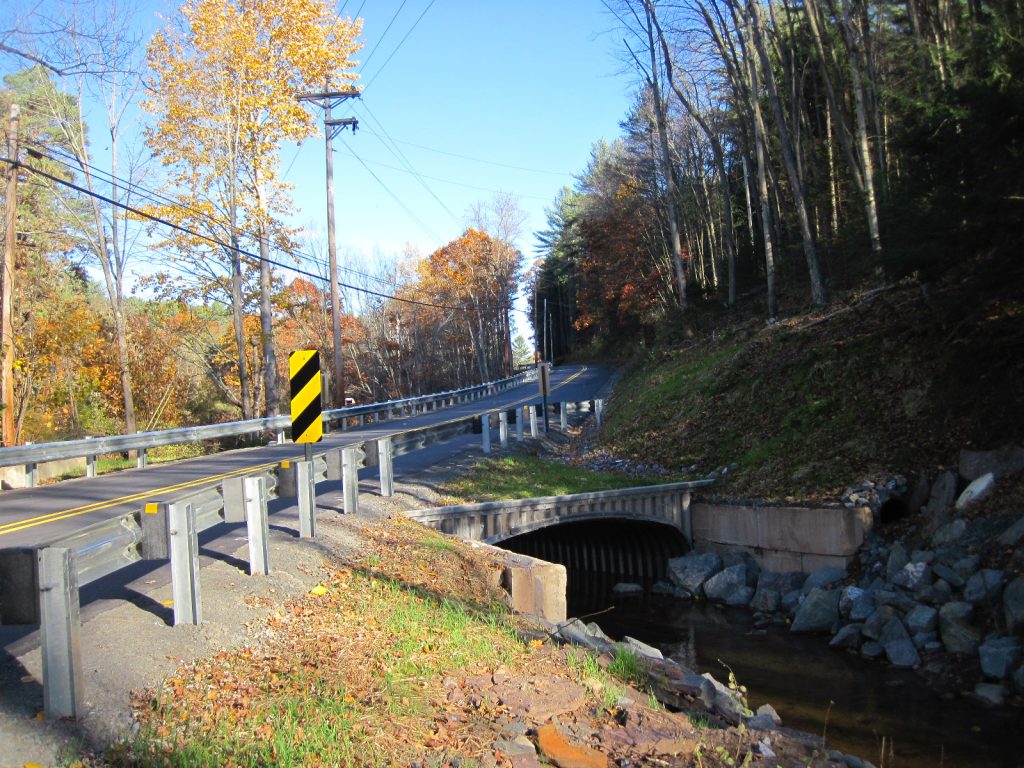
[879,497,909,524]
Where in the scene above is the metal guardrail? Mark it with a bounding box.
[0,370,533,486]
[0,378,605,721]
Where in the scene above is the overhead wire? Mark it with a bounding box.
[360,0,437,93]
[29,141,404,289]
[2,154,528,315]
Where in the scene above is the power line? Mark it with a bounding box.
[358,0,409,72]
[357,130,576,176]
[361,0,437,93]
[30,142,403,289]
[2,155,524,315]
[340,144,445,246]
[353,101,463,228]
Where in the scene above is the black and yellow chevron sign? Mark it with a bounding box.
[289,350,323,444]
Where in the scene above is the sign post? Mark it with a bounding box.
[537,360,551,433]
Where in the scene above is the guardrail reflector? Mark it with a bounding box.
[144,503,158,515]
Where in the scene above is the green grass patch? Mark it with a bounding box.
[118,566,526,767]
[442,454,666,503]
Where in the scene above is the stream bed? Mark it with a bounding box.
[577,591,1024,767]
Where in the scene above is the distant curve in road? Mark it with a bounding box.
[0,365,615,549]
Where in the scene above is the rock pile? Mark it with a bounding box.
[653,445,1024,708]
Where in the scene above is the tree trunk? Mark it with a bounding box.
[746,0,828,305]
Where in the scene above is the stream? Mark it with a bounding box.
[572,582,1024,767]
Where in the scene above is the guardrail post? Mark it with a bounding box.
[297,457,317,538]
[38,546,83,720]
[560,402,568,431]
[342,445,362,515]
[137,448,148,469]
[244,476,270,576]
[275,429,286,444]
[358,414,365,427]
[529,405,538,438]
[594,398,604,427]
[25,461,37,488]
[515,408,524,441]
[85,436,97,478]
[498,411,508,448]
[168,501,201,625]
[378,437,394,497]
[481,415,491,454]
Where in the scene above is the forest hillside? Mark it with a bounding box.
[598,250,1024,503]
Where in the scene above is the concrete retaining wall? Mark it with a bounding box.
[692,502,874,572]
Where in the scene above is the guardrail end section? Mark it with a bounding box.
[0,548,40,624]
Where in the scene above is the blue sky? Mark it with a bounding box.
[9,1,640,336]
[282,1,637,263]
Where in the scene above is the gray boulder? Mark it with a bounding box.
[700,673,749,724]
[893,562,932,591]
[959,445,1024,481]
[998,515,1024,547]
[725,586,755,607]
[862,606,898,640]
[911,549,936,564]
[802,566,846,595]
[1003,577,1024,633]
[839,586,865,618]
[721,551,761,585]
[932,519,967,547]
[880,617,921,667]
[555,618,615,652]
[874,589,916,612]
[861,641,884,660]
[750,588,781,613]
[622,636,664,661]
[667,552,723,596]
[925,470,958,518]
[954,554,982,579]
[932,562,965,588]
[885,543,909,581]
[979,636,1022,680]
[955,473,995,511]
[781,589,802,615]
[829,623,864,650]
[939,602,981,655]
[849,591,877,622]
[912,631,939,649]
[704,564,749,603]
[791,588,841,633]
[964,569,1005,605]
[612,582,644,596]
[904,604,939,635]
[972,682,1008,708]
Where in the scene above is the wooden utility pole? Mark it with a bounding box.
[1,104,19,447]
[297,87,359,409]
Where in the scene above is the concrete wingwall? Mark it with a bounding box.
[692,502,874,572]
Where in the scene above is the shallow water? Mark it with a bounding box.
[574,586,1024,768]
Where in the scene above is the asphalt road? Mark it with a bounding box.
[0,364,616,550]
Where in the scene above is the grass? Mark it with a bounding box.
[442,454,668,504]
[115,518,528,767]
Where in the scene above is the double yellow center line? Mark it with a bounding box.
[0,367,591,538]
